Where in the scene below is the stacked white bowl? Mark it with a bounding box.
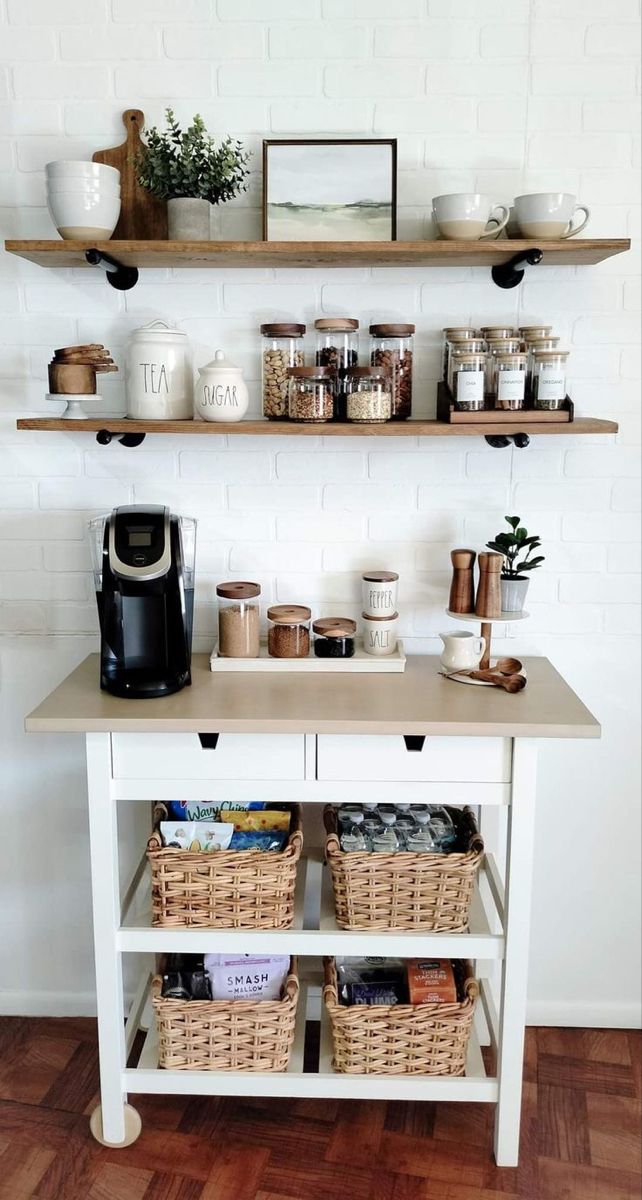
[46,161,121,240]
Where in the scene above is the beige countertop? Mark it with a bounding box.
[25,654,599,739]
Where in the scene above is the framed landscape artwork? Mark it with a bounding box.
[262,139,397,242]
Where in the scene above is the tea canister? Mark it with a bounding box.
[194,350,249,423]
[125,319,193,420]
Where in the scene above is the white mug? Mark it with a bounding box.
[514,192,590,239]
[439,631,486,673]
[432,193,510,241]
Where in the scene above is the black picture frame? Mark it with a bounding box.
[262,138,397,242]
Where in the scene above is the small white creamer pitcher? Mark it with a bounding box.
[440,630,486,673]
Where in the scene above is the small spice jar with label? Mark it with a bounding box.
[442,327,479,381]
[452,351,486,410]
[217,581,261,658]
[495,352,528,410]
[531,350,569,410]
[313,617,356,659]
[267,604,311,658]
[484,337,524,398]
[288,365,335,422]
[345,366,392,422]
[525,336,560,396]
[261,323,305,419]
[480,325,517,341]
[369,323,414,419]
[362,570,399,617]
[362,611,399,657]
[518,324,553,342]
[447,338,487,392]
[314,317,359,420]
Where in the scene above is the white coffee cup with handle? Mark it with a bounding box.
[514,192,590,239]
[439,630,486,673]
[432,193,510,241]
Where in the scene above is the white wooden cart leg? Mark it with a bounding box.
[86,732,130,1146]
[493,739,538,1167]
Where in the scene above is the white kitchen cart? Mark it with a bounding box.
[26,653,599,1167]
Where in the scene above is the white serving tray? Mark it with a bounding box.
[209,639,406,673]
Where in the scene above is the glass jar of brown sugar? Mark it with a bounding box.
[217,581,261,658]
[267,604,311,658]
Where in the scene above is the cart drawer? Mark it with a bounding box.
[316,735,510,783]
[111,732,305,780]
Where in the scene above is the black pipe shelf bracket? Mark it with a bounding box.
[485,432,531,450]
[491,248,543,289]
[96,429,146,448]
[85,248,139,291]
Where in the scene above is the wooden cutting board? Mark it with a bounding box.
[92,109,167,240]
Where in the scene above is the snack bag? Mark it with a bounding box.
[406,959,458,1004]
[204,954,290,1001]
[160,822,234,852]
[220,809,291,833]
[167,800,265,821]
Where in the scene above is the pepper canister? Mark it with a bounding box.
[194,350,249,423]
[125,319,193,420]
[362,570,399,617]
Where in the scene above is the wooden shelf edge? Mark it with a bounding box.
[5,237,631,269]
[16,417,619,436]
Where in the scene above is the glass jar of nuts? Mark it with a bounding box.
[288,365,335,422]
[369,323,415,419]
[345,366,391,422]
[314,317,359,420]
[261,323,305,420]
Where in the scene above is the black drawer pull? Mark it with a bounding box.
[198,733,220,750]
[403,735,425,753]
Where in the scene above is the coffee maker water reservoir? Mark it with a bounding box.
[89,506,196,698]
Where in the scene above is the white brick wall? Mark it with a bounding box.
[0,0,640,1024]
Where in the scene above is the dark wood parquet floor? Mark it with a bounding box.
[0,1017,640,1199]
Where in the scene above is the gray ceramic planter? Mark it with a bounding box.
[167,197,211,240]
[501,576,530,613]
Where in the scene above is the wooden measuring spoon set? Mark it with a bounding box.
[48,344,118,396]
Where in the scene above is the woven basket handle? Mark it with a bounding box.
[151,975,163,999]
[284,972,300,1002]
[459,806,485,854]
[147,831,163,851]
[323,805,342,856]
[289,828,304,855]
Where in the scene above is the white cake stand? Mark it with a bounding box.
[444,609,529,685]
[46,392,99,419]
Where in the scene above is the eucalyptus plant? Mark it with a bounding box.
[137,109,250,205]
[486,516,545,579]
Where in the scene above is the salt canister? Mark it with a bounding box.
[362,611,399,657]
[125,319,193,420]
[362,570,399,618]
[194,350,249,423]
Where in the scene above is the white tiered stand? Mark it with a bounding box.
[25,653,600,1166]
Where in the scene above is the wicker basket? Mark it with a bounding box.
[147,806,303,929]
[324,805,483,932]
[323,957,478,1076]
[152,958,299,1071]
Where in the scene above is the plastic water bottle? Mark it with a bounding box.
[371,811,401,853]
[405,812,440,853]
[337,805,363,829]
[393,806,417,834]
[340,811,370,852]
[428,806,457,851]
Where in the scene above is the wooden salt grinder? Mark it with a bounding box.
[475,552,503,619]
[449,549,476,614]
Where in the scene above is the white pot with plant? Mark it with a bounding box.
[486,516,545,613]
[137,108,250,241]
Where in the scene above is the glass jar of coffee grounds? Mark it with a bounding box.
[313,617,356,659]
[314,317,359,420]
[261,323,305,420]
[267,605,311,658]
[217,581,261,658]
[345,366,392,422]
[369,323,414,419]
[288,366,335,422]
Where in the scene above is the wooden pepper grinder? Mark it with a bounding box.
[449,549,476,614]
[475,552,503,619]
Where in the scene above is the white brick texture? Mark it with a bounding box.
[0,0,640,1024]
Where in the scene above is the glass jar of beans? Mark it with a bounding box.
[267,605,311,658]
[288,365,335,422]
[369,323,414,419]
[261,323,305,419]
[345,366,392,422]
[314,317,359,420]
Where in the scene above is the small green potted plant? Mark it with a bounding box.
[486,516,545,613]
[137,109,250,241]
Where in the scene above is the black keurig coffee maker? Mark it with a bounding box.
[89,506,196,698]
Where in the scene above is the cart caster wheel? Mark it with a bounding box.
[89,1103,142,1147]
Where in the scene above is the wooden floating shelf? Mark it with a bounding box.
[4,237,631,270]
[16,416,619,437]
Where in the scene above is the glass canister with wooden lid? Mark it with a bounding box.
[484,337,524,398]
[369,323,415,419]
[267,604,311,658]
[495,352,528,410]
[261,323,305,419]
[442,326,479,382]
[314,317,359,420]
[447,338,486,392]
[452,351,486,411]
[345,366,392,422]
[288,365,335,422]
[531,350,569,410]
[217,581,261,658]
[313,617,356,659]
